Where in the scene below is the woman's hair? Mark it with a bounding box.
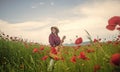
[51,26,59,34]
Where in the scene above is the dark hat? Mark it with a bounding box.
[51,26,59,33]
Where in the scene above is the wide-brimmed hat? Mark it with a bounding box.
[51,26,59,33]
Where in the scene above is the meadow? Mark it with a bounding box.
[0,16,120,72]
[0,30,120,72]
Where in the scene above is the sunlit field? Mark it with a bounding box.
[0,16,120,72]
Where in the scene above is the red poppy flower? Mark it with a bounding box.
[86,49,95,53]
[33,48,38,53]
[75,37,83,45]
[50,47,57,54]
[94,64,101,72]
[94,39,99,43]
[116,27,120,31]
[108,16,120,26]
[110,53,120,66]
[78,52,89,60]
[118,35,120,38]
[70,55,76,63]
[106,25,115,31]
[42,55,48,61]
[54,56,59,60]
[40,47,44,50]
[107,41,112,44]
[79,52,86,59]
[114,41,119,46]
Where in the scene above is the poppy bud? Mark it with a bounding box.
[110,53,120,66]
[75,37,83,45]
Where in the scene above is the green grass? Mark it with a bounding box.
[0,35,120,72]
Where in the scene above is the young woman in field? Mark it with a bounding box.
[48,26,65,71]
[49,26,61,48]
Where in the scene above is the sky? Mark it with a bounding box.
[0,0,120,45]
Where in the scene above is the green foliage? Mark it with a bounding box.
[0,35,120,72]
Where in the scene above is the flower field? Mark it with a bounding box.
[0,16,120,72]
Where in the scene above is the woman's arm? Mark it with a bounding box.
[49,34,55,47]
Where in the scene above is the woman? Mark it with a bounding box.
[48,26,65,71]
[49,26,61,48]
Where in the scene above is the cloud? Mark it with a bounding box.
[39,2,45,5]
[57,0,120,43]
[72,0,120,17]
[50,2,54,6]
[31,2,45,9]
[0,0,120,44]
[31,6,37,8]
[0,19,59,44]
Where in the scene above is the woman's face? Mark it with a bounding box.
[51,28,56,33]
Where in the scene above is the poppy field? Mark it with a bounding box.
[0,16,120,72]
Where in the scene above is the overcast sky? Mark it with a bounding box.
[0,0,120,44]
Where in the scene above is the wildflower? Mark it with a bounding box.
[42,56,48,61]
[108,16,120,26]
[117,27,120,31]
[118,35,120,38]
[114,41,119,46]
[75,37,83,45]
[70,55,76,63]
[33,48,38,53]
[106,25,115,31]
[86,49,95,53]
[78,52,86,59]
[54,56,59,60]
[107,41,112,44]
[50,47,57,54]
[94,39,99,43]
[78,52,89,60]
[110,53,120,66]
[40,46,44,50]
[94,64,101,72]
[106,16,120,31]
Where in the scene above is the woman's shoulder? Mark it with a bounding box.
[49,33,59,37]
[49,33,54,37]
